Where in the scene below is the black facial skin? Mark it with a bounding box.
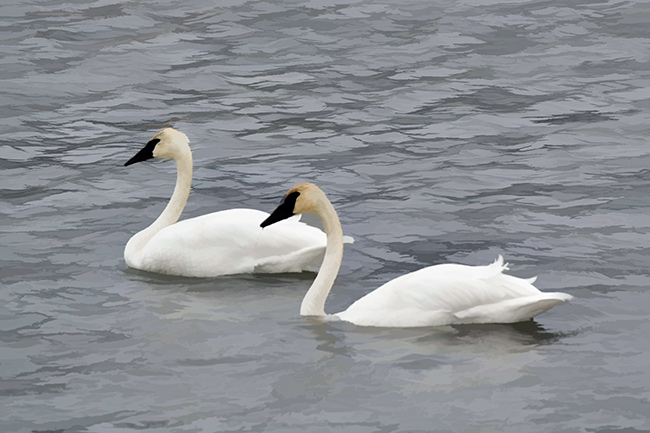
[260,191,300,228]
[124,138,160,166]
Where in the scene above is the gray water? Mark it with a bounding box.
[2,0,650,432]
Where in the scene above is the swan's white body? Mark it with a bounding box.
[335,257,572,327]
[262,183,572,328]
[123,128,335,277]
[125,209,328,277]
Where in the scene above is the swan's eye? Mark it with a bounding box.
[283,191,300,210]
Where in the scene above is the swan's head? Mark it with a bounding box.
[261,183,324,228]
[124,127,190,166]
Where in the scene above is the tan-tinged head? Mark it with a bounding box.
[288,182,329,214]
[261,182,329,228]
[124,127,191,166]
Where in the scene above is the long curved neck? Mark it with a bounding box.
[126,150,192,256]
[152,150,192,230]
[300,197,344,317]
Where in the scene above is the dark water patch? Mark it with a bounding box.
[424,87,556,114]
[531,110,616,125]
[27,411,137,433]
[0,313,53,337]
[1,188,72,205]
[0,379,67,397]
[178,356,258,367]
[450,321,576,346]
[394,354,446,370]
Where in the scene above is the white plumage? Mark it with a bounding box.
[123,128,341,277]
[126,209,329,277]
[261,183,572,328]
[336,256,572,327]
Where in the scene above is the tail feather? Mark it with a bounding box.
[454,292,572,324]
[492,255,509,271]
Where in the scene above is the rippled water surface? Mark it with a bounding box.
[2,0,650,432]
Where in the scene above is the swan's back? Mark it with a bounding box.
[336,257,572,327]
[137,209,327,277]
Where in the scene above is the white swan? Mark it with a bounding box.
[123,128,346,277]
[261,183,573,327]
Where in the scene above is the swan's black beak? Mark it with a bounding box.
[124,138,160,166]
[261,191,300,228]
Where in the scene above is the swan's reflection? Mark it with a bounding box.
[301,316,574,365]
